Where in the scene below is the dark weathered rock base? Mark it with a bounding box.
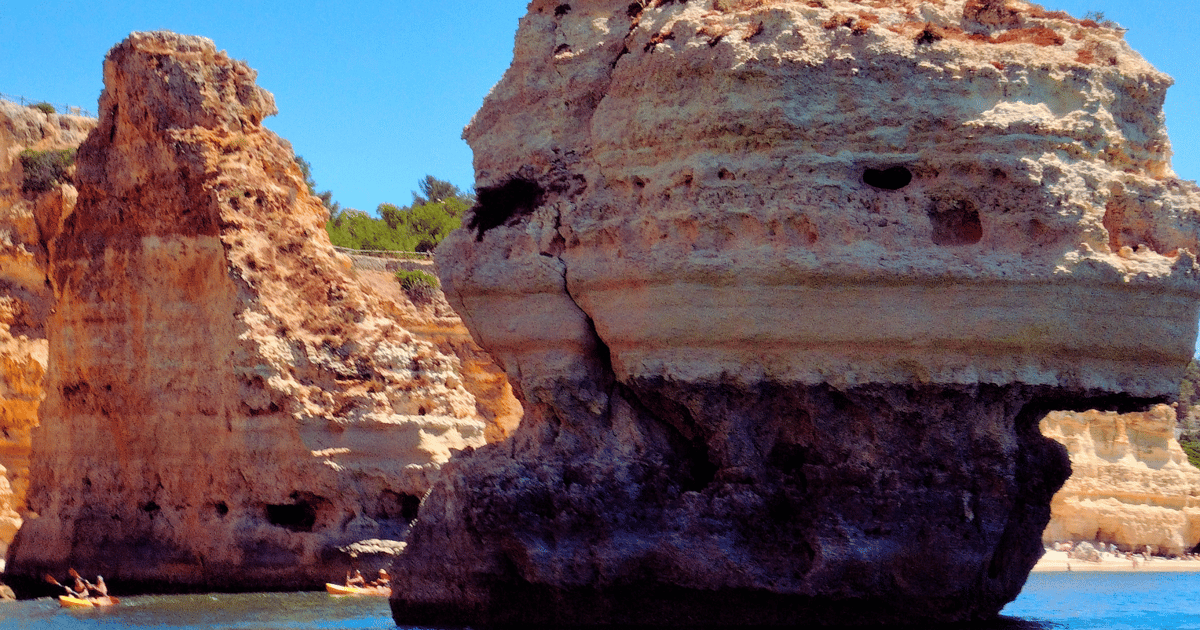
[391,382,1152,626]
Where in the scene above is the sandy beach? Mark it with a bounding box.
[1032,549,1200,572]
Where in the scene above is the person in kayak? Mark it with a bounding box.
[84,576,107,598]
[71,573,89,599]
[61,580,86,599]
[345,569,366,588]
[371,569,390,588]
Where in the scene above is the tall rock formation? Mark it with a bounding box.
[6,31,510,591]
[393,0,1200,625]
[1042,405,1200,555]
[0,101,94,564]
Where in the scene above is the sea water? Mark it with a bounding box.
[997,571,1200,629]
[0,591,395,630]
[0,573,1197,629]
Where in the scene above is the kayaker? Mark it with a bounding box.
[346,569,366,587]
[85,576,107,598]
[62,581,87,599]
[71,574,89,599]
[371,569,390,588]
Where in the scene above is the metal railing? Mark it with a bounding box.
[333,246,436,273]
[0,93,96,119]
[332,246,433,261]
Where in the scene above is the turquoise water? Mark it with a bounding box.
[998,571,1200,629]
[0,573,1197,629]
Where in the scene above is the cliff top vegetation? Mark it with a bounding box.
[296,156,470,254]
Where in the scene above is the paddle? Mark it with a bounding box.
[46,574,85,602]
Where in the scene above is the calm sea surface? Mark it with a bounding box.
[0,572,1197,629]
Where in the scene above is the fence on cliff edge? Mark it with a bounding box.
[0,93,96,118]
[333,246,436,274]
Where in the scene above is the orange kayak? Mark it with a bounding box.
[59,595,119,608]
[325,583,390,596]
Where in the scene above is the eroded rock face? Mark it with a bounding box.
[1042,405,1200,556]
[0,101,94,563]
[5,31,507,591]
[394,0,1200,625]
[349,258,523,443]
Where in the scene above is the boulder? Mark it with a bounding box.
[391,0,1200,625]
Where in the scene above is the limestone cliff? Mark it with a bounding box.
[5,31,509,591]
[0,101,94,564]
[351,259,522,443]
[392,0,1200,625]
[1042,405,1200,556]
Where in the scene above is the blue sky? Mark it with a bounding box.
[0,1,527,211]
[0,1,1195,214]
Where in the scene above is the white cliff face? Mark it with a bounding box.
[1042,405,1200,555]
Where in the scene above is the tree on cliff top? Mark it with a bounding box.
[411,174,474,207]
[326,176,469,252]
[1176,358,1200,468]
[295,155,341,216]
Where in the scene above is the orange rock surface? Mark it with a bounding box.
[0,101,95,563]
[5,32,514,590]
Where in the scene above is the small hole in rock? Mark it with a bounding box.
[863,166,912,190]
[927,197,983,246]
[266,499,318,532]
[555,4,571,16]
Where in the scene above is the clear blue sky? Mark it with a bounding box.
[0,1,527,212]
[0,1,1195,214]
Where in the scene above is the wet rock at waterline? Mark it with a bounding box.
[392,0,1200,625]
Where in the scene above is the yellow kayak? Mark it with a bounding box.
[325,583,390,596]
[59,595,119,608]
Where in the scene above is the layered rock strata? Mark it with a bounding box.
[6,31,510,591]
[393,0,1200,625]
[350,258,523,444]
[0,101,94,563]
[1042,405,1200,556]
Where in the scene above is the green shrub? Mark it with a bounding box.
[1180,432,1200,470]
[324,175,470,253]
[394,269,439,304]
[18,148,76,194]
[30,102,55,115]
